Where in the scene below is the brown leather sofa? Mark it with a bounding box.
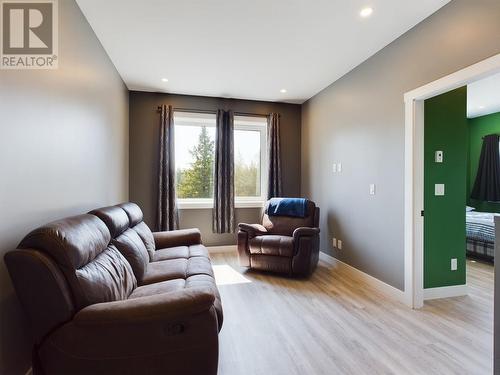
[5,202,222,375]
[237,199,320,276]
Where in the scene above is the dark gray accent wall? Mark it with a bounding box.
[0,1,129,373]
[129,91,301,246]
[301,0,500,290]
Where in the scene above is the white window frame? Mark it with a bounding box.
[175,113,268,209]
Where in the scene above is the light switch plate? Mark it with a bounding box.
[451,258,457,271]
[332,163,337,173]
[369,184,376,195]
[332,238,337,248]
[435,184,445,196]
[337,163,342,173]
[337,240,343,250]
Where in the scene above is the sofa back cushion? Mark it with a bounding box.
[262,200,317,236]
[89,205,130,238]
[18,214,136,309]
[89,205,150,280]
[119,202,156,260]
[113,229,149,282]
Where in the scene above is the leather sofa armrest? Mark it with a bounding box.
[238,223,267,236]
[43,288,220,374]
[153,228,202,249]
[74,287,214,325]
[293,227,320,240]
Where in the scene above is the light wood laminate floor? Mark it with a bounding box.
[211,253,493,375]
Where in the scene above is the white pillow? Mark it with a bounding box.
[466,206,476,212]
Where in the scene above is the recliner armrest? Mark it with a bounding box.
[74,287,215,325]
[293,227,320,240]
[153,228,202,249]
[238,223,268,236]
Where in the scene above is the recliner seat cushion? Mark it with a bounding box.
[249,235,294,257]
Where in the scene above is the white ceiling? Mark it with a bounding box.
[467,72,500,118]
[76,0,449,104]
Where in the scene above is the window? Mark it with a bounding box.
[233,115,268,206]
[174,112,216,208]
[174,112,267,209]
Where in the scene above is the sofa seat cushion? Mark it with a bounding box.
[153,244,209,262]
[140,256,214,286]
[249,235,294,257]
[129,279,186,299]
[129,274,223,331]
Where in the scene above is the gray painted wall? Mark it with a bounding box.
[129,91,301,246]
[0,1,129,373]
[301,0,500,290]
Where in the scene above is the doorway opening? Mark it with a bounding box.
[404,53,500,309]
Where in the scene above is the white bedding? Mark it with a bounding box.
[466,211,500,225]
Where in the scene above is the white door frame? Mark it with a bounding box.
[404,53,500,308]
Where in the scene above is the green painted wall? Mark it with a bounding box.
[467,111,500,213]
[424,87,467,289]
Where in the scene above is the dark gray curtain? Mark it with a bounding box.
[471,134,500,202]
[213,110,235,233]
[157,104,179,231]
[267,113,282,199]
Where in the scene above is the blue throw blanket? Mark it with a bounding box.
[267,198,307,218]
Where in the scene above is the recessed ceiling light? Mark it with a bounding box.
[161,78,169,82]
[280,89,287,93]
[360,7,373,18]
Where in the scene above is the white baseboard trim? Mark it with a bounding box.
[319,252,406,304]
[423,284,468,300]
[207,245,237,254]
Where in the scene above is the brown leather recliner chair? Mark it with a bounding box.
[237,199,320,276]
[4,202,222,375]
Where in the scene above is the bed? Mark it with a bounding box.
[466,211,499,261]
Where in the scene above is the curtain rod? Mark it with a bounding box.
[481,133,500,139]
[156,106,270,118]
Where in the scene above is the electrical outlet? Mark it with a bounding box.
[337,240,343,250]
[451,258,457,271]
[332,238,337,248]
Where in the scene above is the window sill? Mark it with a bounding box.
[177,200,265,210]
